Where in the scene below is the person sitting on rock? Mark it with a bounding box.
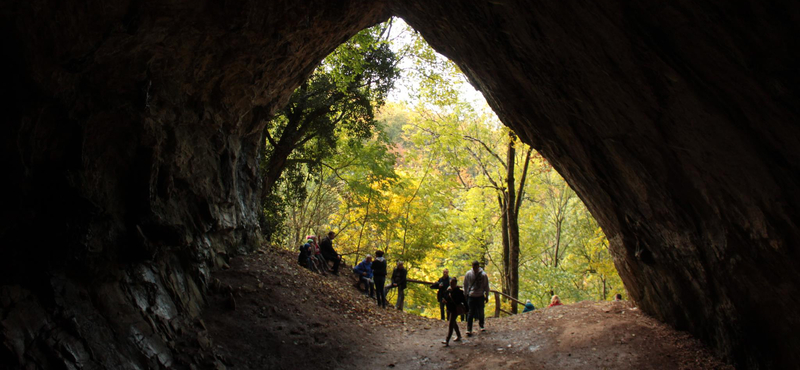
[319,231,341,275]
[353,255,375,298]
[442,277,467,346]
[306,235,326,274]
[297,241,313,270]
[614,293,623,301]
[523,299,536,313]
[548,295,563,308]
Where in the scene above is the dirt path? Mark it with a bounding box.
[364,301,732,370]
[202,248,732,369]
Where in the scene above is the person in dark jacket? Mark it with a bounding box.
[430,269,450,320]
[388,261,408,311]
[297,242,312,269]
[353,255,374,297]
[319,231,340,275]
[441,278,466,346]
[372,250,388,307]
[522,299,535,313]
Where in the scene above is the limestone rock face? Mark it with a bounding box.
[392,1,800,368]
[2,0,799,368]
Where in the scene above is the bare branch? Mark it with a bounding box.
[464,144,502,191]
[320,162,349,183]
[463,135,506,168]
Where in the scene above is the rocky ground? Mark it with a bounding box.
[202,247,733,369]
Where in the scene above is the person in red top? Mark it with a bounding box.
[548,295,563,308]
[306,235,326,273]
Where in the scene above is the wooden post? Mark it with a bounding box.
[494,291,501,318]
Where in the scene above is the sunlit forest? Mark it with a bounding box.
[259,19,624,317]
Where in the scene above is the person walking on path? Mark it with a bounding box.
[372,250,388,307]
[463,261,489,336]
[353,255,375,297]
[430,269,450,320]
[388,261,408,310]
[319,231,341,275]
[441,277,467,346]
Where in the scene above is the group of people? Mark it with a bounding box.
[353,251,408,310]
[299,237,625,347]
[298,231,342,275]
[428,261,491,345]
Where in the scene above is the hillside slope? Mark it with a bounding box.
[202,248,732,369]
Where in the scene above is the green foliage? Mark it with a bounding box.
[264,18,625,317]
[260,22,400,240]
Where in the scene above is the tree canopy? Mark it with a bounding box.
[259,23,399,239]
[261,19,624,317]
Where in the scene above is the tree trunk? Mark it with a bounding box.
[261,142,294,198]
[261,99,323,199]
[505,133,520,313]
[553,217,562,267]
[498,194,510,296]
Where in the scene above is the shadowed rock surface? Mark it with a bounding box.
[2,0,798,368]
[1,1,388,368]
[392,1,800,368]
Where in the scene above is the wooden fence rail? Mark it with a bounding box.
[406,278,527,318]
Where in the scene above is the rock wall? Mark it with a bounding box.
[2,0,799,368]
[392,1,800,368]
[1,1,387,368]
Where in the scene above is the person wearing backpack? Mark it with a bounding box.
[463,261,490,336]
[441,277,467,346]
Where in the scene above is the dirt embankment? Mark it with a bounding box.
[202,248,732,369]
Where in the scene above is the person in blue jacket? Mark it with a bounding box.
[522,299,536,313]
[353,255,375,298]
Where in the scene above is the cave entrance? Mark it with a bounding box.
[6,1,797,368]
[260,18,623,316]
